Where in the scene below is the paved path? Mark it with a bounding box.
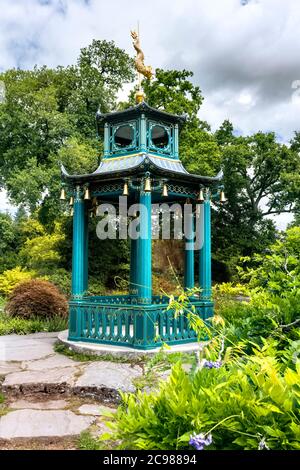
[0,332,141,444]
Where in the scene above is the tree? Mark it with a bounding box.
[212,126,300,277]
[0,40,134,210]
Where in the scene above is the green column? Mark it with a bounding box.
[140,113,147,152]
[83,207,89,292]
[184,208,194,290]
[199,191,212,300]
[135,185,153,346]
[104,123,110,157]
[69,186,88,340]
[137,188,152,303]
[71,187,86,297]
[174,123,179,158]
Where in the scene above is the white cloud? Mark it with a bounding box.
[0,0,299,228]
[0,0,299,140]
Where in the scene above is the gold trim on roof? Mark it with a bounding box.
[102,153,180,163]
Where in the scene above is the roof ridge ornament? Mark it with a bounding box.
[130,29,153,104]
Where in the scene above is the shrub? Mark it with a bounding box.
[239,227,300,295]
[46,269,72,296]
[0,311,68,335]
[19,222,65,271]
[5,279,68,319]
[218,290,300,347]
[0,267,35,297]
[103,341,300,450]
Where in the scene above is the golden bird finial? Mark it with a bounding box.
[130,28,153,103]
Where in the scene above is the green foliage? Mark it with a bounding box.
[217,290,299,348]
[214,228,300,346]
[0,212,24,272]
[45,268,71,296]
[104,341,300,450]
[0,311,67,335]
[19,222,65,271]
[213,130,300,277]
[239,226,300,295]
[142,69,203,121]
[0,40,134,210]
[78,431,104,450]
[0,267,35,297]
[57,136,99,175]
[0,297,5,310]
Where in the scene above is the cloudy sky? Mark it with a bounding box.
[0,0,299,227]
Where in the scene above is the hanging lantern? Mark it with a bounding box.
[162,183,168,197]
[69,196,74,207]
[197,189,204,203]
[123,182,129,196]
[84,187,91,200]
[59,188,66,201]
[220,190,227,203]
[144,177,151,192]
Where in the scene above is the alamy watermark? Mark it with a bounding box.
[95,197,205,250]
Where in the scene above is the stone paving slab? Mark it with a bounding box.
[75,362,141,393]
[9,399,68,410]
[78,404,115,416]
[0,334,57,362]
[22,354,81,371]
[0,361,22,376]
[3,367,78,388]
[0,410,94,439]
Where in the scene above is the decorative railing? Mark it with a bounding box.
[68,296,213,349]
[82,294,171,305]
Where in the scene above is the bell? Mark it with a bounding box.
[220,190,227,203]
[70,208,74,217]
[123,182,129,196]
[144,177,151,192]
[84,187,91,200]
[197,189,204,202]
[90,210,94,218]
[162,184,168,197]
[59,188,66,201]
[69,196,74,207]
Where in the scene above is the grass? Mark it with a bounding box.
[77,431,105,450]
[0,311,68,335]
[0,393,10,417]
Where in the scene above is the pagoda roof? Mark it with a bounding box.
[96,101,187,131]
[61,153,223,186]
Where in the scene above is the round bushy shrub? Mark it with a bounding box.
[5,279,68,319]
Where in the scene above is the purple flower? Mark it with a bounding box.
[189,432,213,450]
[258,437,269,450]
[203,360,222,369]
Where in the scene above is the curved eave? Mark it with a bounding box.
[61,156,223,186]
